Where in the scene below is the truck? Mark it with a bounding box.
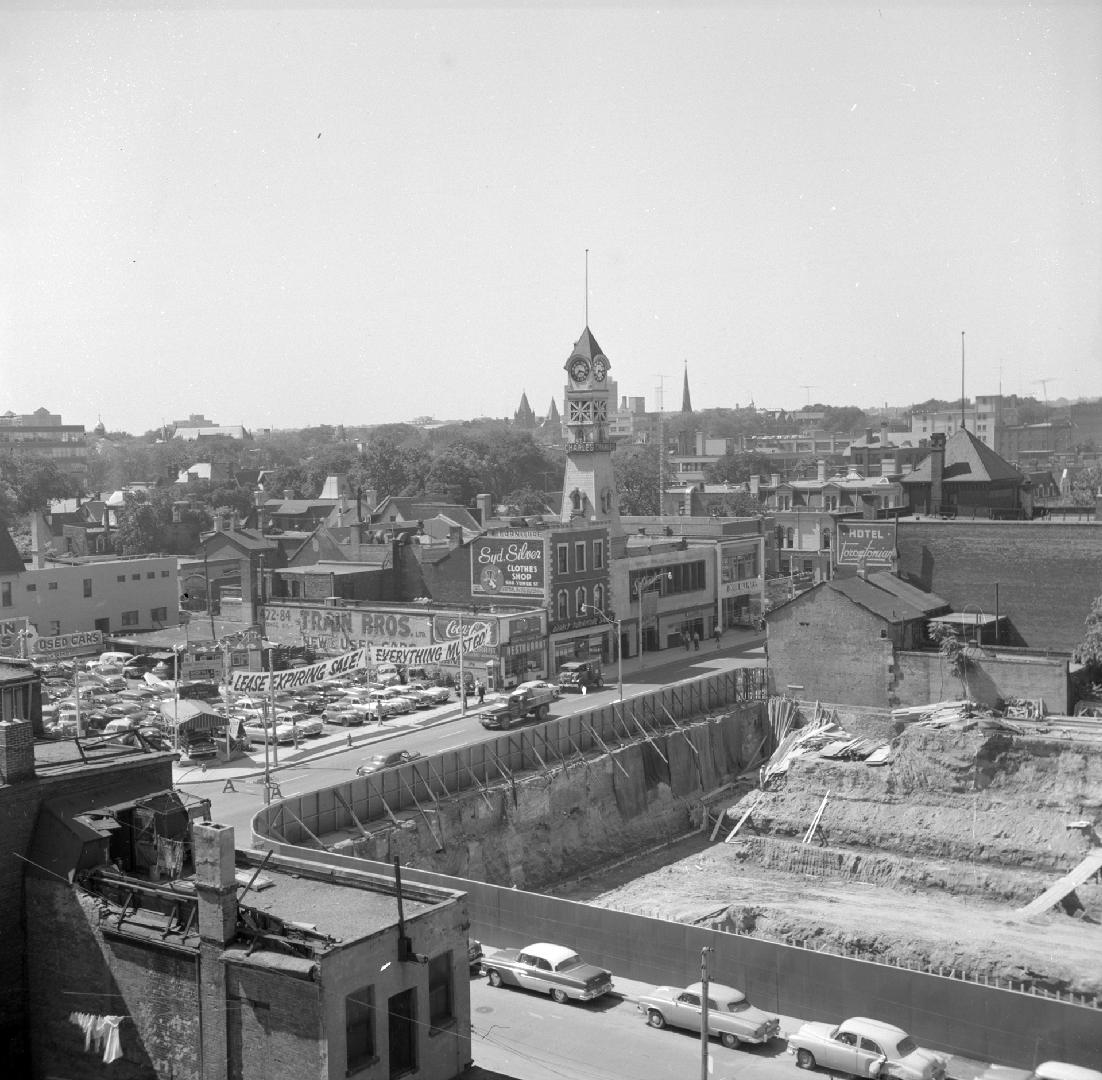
[480,681,560,729]
[557,659,603,693]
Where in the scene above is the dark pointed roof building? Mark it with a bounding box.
[681,363,693,413]
[514,391,536,429]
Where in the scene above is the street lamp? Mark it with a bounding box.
[582,605,622,703]
[632,570,672,659]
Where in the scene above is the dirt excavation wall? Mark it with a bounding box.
[321,702,766,891]
[591,709,1102,1000]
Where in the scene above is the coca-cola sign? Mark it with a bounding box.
[432,615,499,647]
[470,536,546,596]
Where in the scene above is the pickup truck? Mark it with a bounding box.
[558,660,603,693]
[480,681,559,729]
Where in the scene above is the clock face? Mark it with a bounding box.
[569,357,590,383]
[592,357,607,382]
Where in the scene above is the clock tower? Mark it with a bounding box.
[560,326,625,555]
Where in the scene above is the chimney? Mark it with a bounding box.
[0,718,35,784]
[31,513,50,569]
[770,473,781,488]
[817,460,826,483]
[213,514,223,533]
[229,512,239,532]
[880,419,889,446]
[866,427,874,445]
[749,476,760,496]
[283,489,294,501]
[475,493,493,523]
[929,433,946,513]
[193,823,238,944]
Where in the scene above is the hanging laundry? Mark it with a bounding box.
[69,1011,125,1063]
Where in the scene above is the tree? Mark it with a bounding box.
[707,491,765,517]
[612,443,661,515]
[704,452,775,485]
[1069,466,1102,508]
[113,491,164,555]
[501,487,549,516]
[1072,592,1102,682]
[0,453,79,514]
[929,622,971,699]
[820,406,868,434]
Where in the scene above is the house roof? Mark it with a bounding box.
[0,517,24,574]
[372,497,482,532]
[826,572,949,623]
[201,527,274,552]
[900,428,1025,485]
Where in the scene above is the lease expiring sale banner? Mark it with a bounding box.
[229,647,369,694]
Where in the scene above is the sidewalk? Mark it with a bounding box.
[172,632,766,788]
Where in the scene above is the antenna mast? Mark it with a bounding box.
[584,248,589,326]
[960,331,966,429]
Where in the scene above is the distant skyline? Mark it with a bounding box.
[3,3,1100,434]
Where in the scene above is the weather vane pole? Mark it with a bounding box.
[585,248,589,326]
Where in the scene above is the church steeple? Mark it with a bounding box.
[681,362,693,413]
[514,391,536,429]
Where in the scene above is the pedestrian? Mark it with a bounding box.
[683,631,690,652]
[692,632,700,651]
[713,626,722,649]
[346,733,353,748]
[477,680,485,705]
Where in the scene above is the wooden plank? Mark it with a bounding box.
[802,791,830,845]
[723,792,763,843]
[1015,850,1102,918]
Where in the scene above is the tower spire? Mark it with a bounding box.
[681,361,693,413]
[584,248,589,326]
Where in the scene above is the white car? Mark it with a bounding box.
[243,720,297,745]
[276,710,324,737]
[787,1017,947,1080]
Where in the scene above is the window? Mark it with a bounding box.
[785,528,794,549]
[160,571,169,578]
[593,540,604,569]
[1,582,11,607]
[131,573,140,581]
[821,529,831,551]
[26,583,36,592]
[345,986,375,1072]
[83,578,93,597]
[146,571,155,579]
[574,542,586,572]
[428,952,454,1027]
[121,610,139,627]
[592,584,604,612]
[150,607,167,624]
[48,581,58,590]
[557,544,568,574]
[49,621,61,635]
[557,590,568,620]
[575,586,587,614]
[117,575,126,583]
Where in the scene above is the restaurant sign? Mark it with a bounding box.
[471,536,546,597]
[836,522,897,568]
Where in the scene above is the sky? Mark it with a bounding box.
[2,1,1100,435]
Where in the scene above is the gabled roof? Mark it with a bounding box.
[900,428,1025,485]
[201,527,275,553]
[826,572,949,623]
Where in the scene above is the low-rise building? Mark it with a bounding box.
[0,407,88,483]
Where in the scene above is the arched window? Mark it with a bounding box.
[592,584,604,612]
[575,586,587,615]
[557,590,568,620]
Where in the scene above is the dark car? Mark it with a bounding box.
[355,749,422,776]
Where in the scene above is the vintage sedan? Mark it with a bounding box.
[979,1064,1102,1080]
[787,1017,948,1080]
[408,681,451,704]
[638,981,780,1048]
[481,942,614,1004]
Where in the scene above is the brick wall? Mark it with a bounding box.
[768,586,896,707]
[897,521,1102,651]
[0,755,175,1077]
[893,650,1070,713]
[26,878,200,1080]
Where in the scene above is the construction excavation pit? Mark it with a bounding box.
[296,690,1102,1002]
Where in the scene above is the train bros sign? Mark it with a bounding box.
[470,533,546,597]
[259,604,500,665]
[835,521,897,570]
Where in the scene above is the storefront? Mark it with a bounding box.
[498,613,547,687]
[717,538,765,629]
[549,613,606,673]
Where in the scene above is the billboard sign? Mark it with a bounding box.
[230,647,369,694]
[371,623,493,668]
[470,536,546,597]
[0,617,33,657]
[30,629,104,660]
[835,522,897,569]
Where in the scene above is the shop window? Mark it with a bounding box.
[428,952,454,1027]
[574,542,586,572]
[345,986,375,1072]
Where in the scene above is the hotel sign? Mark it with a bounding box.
[836,522,897,569]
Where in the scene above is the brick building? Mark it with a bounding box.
[25,821,472,1080]
[0,407,88,483]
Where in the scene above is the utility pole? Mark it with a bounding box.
[700,945,714,1080]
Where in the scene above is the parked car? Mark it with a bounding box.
[787,1017,948,1080]
[277,710,324,737]
[468,939,484,971]
[408,681,450,704]
[243,720,297,745]
[481,942,614,1004]
[979,1064,1102,1080]
[356,749,422,775]
[637,981,780,1048]
[321,705,364,727]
